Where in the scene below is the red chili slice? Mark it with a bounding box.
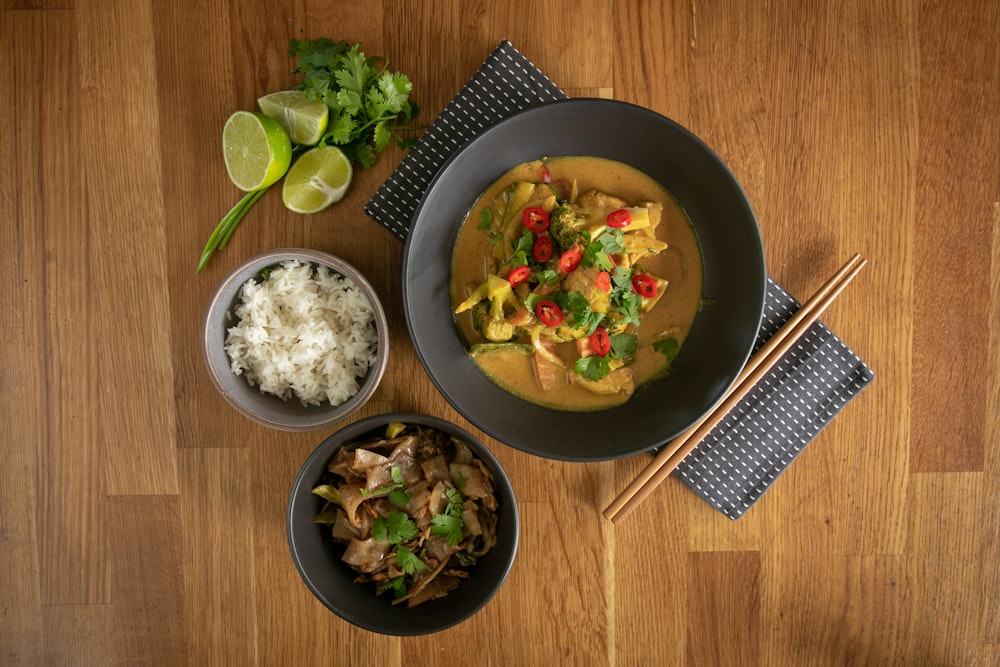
[631,273,658,298]
[533,235,554,262]
[558,248,582,273]
[523,207,550,234]
[589,327,611,356]
[606,209,632,228]
[507,265,531,288]
[596,271,611,292]
[535,300,564,327]
[540,166,552,184]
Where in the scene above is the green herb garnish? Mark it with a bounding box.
[653,337,679,362]
[289,39,420,167]
[395,545,428,576]
[478,207,494,231]
[361,466,411,506]
[431,487,465,546]
[574,354,611,380]
[372,509,418,544]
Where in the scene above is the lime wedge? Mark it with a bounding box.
[222,111,292,192]
[281,146,353,214]
[257,90,330,146]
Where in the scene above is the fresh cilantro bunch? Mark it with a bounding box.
[289,38,420,168]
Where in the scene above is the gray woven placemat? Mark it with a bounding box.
[364,41,874,520]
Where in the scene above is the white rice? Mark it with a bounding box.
[224,259,378,407]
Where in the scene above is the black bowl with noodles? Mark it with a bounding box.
[402,99,766,462]
[287,413,519,636]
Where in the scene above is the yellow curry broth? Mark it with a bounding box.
[451,156,703,411]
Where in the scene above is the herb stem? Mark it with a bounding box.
[196,186,270,274]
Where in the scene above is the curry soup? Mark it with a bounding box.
[450,156,703,411]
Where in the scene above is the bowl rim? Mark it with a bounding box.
[201,247,390,431]
[401,98,766,461]
[286,412,520,635]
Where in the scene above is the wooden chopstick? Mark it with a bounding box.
[603,253,867,524]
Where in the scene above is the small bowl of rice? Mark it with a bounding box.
[202,248,389,431]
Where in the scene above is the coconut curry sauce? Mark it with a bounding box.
[450,156,703,411]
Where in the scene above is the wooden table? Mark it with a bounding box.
[3,1,997,664]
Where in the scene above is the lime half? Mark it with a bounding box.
[222,111,292,192]
[257,90,330,146]
[281,146,353,214]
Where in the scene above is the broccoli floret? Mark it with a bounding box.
[471,302,515,342]
[549,205,589,250]
[602,308,636,335]
[455,274,524,342]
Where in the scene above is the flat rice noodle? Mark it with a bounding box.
[387,436,423,485]
[352,448,389,472]
[449,462,493,500]
[404,575,462,608]
[423,535,457,562]
[330,509,360,541]
[388,435,419,459]
[364,462,395,491]
[393,557,452,607]
[465,510,497,557]
[427,481,450,517]
[342,536,392,573]
[420,454,450,486]
[460,501,482,537]
[338,482,368,528]
[450,438,474,465]
[402,480,431,526]
[327,450,361,481]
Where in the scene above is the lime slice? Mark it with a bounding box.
[257,90,330,146]
[222,111,292,192]
[281,146,353,214]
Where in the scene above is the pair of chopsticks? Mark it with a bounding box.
[603,253,867,524]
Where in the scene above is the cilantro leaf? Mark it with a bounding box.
[431,487,465,546]
[610,333,638,360]
[334,47,369,95]
[378,576,407,599]
[563,291,604,333]
[537,268,562,286]
[584,229,625,269]
[390,466,405,486]
[574,354,611,380]
[431,514,464,546]
[388,488,411,506]
[653,337,679,362]
[444,487,463,507]
[395,545,428,576]
[377,71,412,114]
[478,207,494,231]
[504,230,534,268]
[609,269,643,329]
[373,510,417,544]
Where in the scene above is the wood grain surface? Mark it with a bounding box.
[2,1,997,665]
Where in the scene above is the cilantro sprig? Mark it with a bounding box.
[573,329,639,381]
[289,39,420,168]
[653,337,679,362]
[431,487,466,546]
[371,508,427,599]
[372,509,418,544]
[359,465,411,506]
